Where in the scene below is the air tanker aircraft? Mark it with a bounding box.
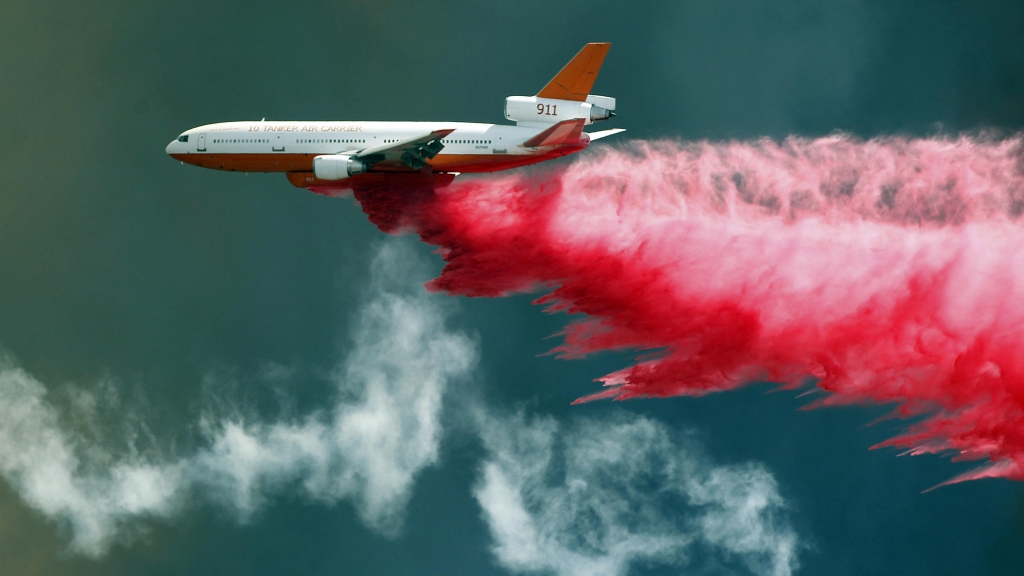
[166,43,623,194]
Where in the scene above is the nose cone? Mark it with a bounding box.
[166,140,176,155]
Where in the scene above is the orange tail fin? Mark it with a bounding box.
[536,43,611,102]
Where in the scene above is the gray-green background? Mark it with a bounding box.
[2,1,1024,574]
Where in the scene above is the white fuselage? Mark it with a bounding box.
[166,120,585,176]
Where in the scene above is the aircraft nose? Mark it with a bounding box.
[166,140,177,155]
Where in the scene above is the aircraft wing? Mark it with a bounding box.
[354,129,455,170]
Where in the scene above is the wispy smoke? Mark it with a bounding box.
[353,136,1024,482]
[0,237,804,573]
[192,241,476,534]
[0,240,477,555]
[473,412,799,576]
[0,364,182,555]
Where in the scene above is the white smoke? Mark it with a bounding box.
[192,240,476,534]
[474,413,800,576]
[0,239,477,555]
[0,365,182,555]
[0,239,803,573]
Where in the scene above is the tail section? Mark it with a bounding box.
[537,43,611,101]
[505,43,617,128]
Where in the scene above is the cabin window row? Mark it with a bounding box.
[211,137,490,145]
[358,137,493,143]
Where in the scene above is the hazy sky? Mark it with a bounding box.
[2,1,1024,575]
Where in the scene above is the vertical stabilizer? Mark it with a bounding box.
[537,43,611,102]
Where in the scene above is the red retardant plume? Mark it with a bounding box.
[352,136,1024,485]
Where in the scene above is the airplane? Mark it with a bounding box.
[165,43,624,194]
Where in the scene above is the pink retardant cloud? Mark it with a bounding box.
[353,136,1024,484]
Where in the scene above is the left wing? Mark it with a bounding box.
[354,129,455,170]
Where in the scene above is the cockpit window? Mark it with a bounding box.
[177,135,189,142]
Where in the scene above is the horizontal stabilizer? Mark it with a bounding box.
[587,128,626,141]
[537,43,611,102]
[522,118,586,148]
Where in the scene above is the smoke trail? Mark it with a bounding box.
[0,239,477,555]
[474,411,799,576]
[191,240,476,535]
[352,136,1024,484]
[0,363,181,555]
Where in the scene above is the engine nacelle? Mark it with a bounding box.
[312,155,368,180]
[504,95,615,126]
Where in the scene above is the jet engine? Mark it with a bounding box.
[504,95,616,126]
[312,155,368,180]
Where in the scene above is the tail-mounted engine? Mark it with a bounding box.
[505,95,616,127]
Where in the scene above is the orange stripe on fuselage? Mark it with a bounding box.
[169,147,586,174]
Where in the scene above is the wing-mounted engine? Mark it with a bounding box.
[313,154,368,180]
[313,130,453,178]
